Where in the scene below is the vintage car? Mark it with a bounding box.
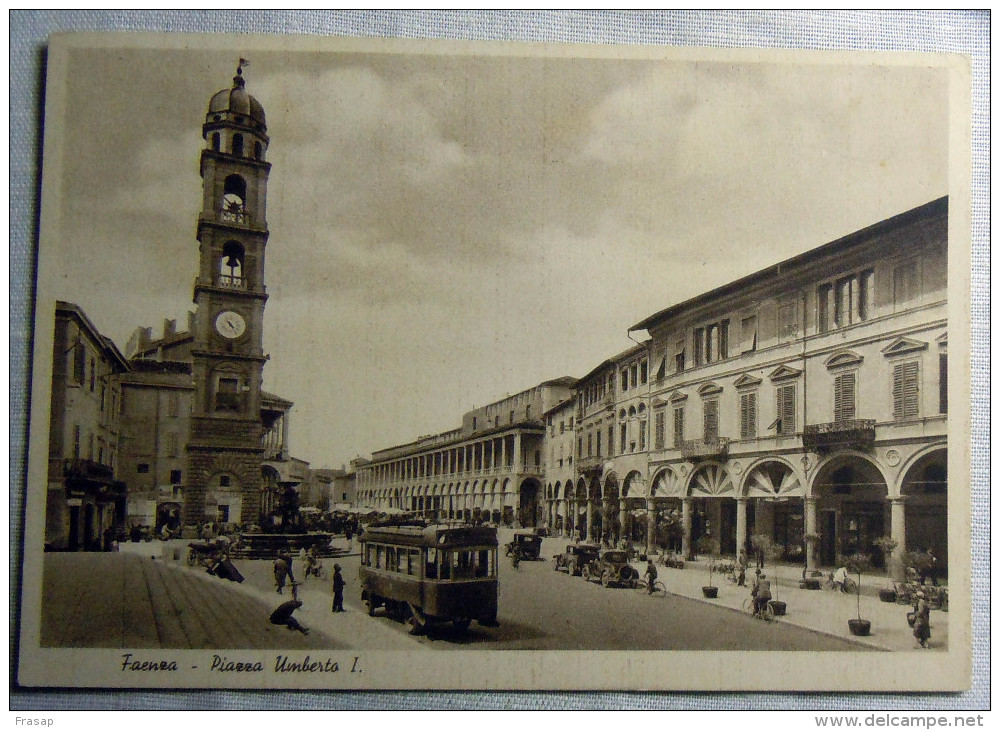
[504,531,543,560]
[553,543,601,576]
[581,549,640,588]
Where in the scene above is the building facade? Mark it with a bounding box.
[624,197,948,574]
[45,302,129,550]
[355,378,576,527]
[355,197,948,577]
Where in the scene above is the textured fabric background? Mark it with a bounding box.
[9,10,989,710]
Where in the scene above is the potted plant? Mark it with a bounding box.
[695,536,718,598]
[842,552,873,636]
[872,536,900,602]
[751,534,786,615]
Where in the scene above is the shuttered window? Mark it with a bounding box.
[654,410,665,449]
[833,372,857,423]
[703,400,719,441]
[893,361,920,419]
[740,391,757,438]
[776,385,796,435]
[673,407,685,447]
[73,340,86,384]
[939,353,948,414]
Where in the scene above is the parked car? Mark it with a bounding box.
[505,531,543,560]
[581,549,640,588]
[553,543,601,576]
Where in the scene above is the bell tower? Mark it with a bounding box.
[185,60,271,529]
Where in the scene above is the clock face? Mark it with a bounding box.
[215,310,246,339]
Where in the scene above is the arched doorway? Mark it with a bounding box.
[811,454,889,568]
[688,463,735,555]
[518,478,541,527]
[621,471,646,544]
[743,460,806,561]
[900,447,947,577]
[649,467,684,554]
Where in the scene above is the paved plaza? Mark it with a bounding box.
[38,532,947,652]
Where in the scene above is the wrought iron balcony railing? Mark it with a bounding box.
[802,419,876,450]
[679,437,730,460]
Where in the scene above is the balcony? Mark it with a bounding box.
[63,458,114,483]
[680,437,730,461]
[802,419,876,451]
[576,455,604,475]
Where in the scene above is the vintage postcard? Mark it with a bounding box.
[16,32,972,691]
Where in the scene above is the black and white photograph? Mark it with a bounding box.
[15,30,972,692]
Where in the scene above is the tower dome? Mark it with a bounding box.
[205,60,266,131]
[203,60,269,160]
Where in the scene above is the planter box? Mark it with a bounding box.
[848,619,871,636]
[702,586,718,599]
[769,600,787,616]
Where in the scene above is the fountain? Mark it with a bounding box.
[231,485,345,560]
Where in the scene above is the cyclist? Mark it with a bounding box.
[751,572,772,617]
[644,561,658,595]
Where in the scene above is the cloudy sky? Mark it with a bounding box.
[42,38,950,468]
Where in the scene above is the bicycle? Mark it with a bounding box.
[635,576,667,597]
[742,596,775,622]
[822,573,858,594]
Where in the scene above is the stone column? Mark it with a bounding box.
[681,497,693,559]
[646,498,656,557]
[586,499,595,543]
[804,496,818,574]
[736,497,748,558]
[619,498,627,544]
[890,496,907,581]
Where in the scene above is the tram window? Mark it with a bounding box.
[376,545,384,569]
[386,547,397,572]
[476,549,489,578]
[364,544,373,566]
[426,548,438,579]
[440,551,452,580]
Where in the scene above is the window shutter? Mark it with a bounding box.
[673,407,684,447]
[73,340,86,384]
[777,386,795,434]
[741,392,757,438]
[939,353,948,414]
[655,411,665,449]
[893,362,920,419]
[834,373,856,423]
[703,400,718,441]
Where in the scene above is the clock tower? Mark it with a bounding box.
[185,61,271,529]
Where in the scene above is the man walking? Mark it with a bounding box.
[332,564,346,612]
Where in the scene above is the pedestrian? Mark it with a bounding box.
[332,564,345,612]
[345,522,354,551]
[737,547,749,587]
[832,563,849,593]
[273,554,289,594]
[269,599,310,635]
[912,590,931,648]
[922,548,939,586]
